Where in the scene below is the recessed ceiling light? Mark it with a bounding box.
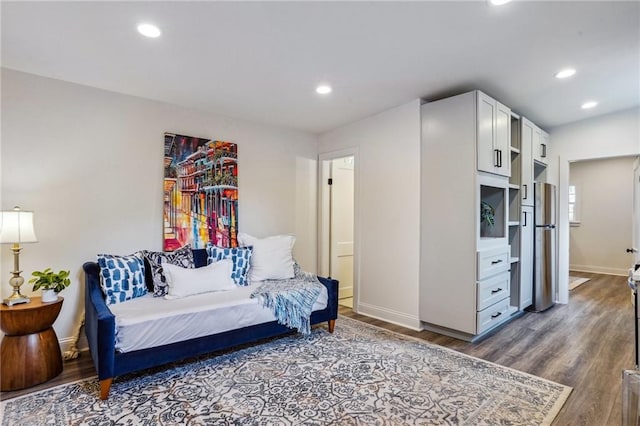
[581,101,598,109]
[137,23,161,38]
[316,85,332,95]
[489,0,511,5]
[555,68,576,79]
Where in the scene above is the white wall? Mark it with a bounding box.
[1,69,318,348]
[549,107,640,302]
[0,70,3,285]
[318,99,422,329]
[569,156,637,275]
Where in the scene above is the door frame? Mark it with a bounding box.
[559,154,640,303]
[633,157,640,265]
[318,148,359,311]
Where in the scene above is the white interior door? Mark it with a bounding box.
[330,157,354,299]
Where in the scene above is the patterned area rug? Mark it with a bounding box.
[1,317,571,425]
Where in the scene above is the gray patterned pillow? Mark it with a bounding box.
[142,245,195,296]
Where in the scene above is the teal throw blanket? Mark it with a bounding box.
[251,264,323,335]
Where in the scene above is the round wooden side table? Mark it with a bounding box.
[0,296,64,391]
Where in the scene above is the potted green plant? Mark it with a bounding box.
[480,201,495,227]
[30,268,71,303]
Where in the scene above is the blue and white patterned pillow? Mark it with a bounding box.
[97,253,147,305]
[205,244,253,286]
[142,245,195,297]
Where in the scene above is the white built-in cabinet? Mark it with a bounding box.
[513,116,548,310]
[523,117,550,170]
[477,92,511,178]
[520,118,535,206]
[518,205,534,309]
[534,129,549,165]
[508,112,524,311]
[420,91,512,340]
[419,90,549,340]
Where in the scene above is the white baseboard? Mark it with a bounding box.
[59,335,89,353]
[356,302,422,331]
[339,286,353,299]
[570,264,628,276]
[58,336,77,353]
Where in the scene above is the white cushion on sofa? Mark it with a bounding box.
[238,233,295,282]
[163,259,235,299]
[109,283,329,352]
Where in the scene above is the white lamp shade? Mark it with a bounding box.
[0,208,38,244]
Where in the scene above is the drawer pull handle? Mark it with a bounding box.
[491,312,502,319]
[491,260,503,265]
[491,288,502,294]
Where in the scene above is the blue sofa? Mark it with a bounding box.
[83,249,339,400]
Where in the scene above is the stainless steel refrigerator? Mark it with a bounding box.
[532,182,556,312]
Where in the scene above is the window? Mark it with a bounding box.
[568,184,580,225]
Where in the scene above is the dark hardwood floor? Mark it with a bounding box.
[1,272,632,425]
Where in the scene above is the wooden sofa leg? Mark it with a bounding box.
[328,319,336,333]
[100,378,113,400]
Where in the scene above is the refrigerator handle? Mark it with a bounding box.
[523,184,527,200]
[523,211,527,227]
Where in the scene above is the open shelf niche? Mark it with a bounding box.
[480,184,506,239]
[508,189,520,224]
[534,161,547,182]
[508,224,520,260]
[509,114,521,187]
[508,113,522,224]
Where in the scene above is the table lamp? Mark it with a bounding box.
[1,207,38,306]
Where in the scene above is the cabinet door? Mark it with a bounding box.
[521,118,534,206]
[495,102,511,177]
[533,125,548,165]
[477,92,510,178]
[535,130,549,165]
[477,92,497,175]
[519,205,534,309]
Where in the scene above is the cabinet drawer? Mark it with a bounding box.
[477,246,510,280]
[477,298,510,334]
[477,272,510,311]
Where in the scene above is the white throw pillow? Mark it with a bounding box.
[162,259,235,299]
[238,233,295,282]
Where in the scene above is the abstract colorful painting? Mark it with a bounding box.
[163,133,238,251]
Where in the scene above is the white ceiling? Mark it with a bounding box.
[2,1,639,134]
